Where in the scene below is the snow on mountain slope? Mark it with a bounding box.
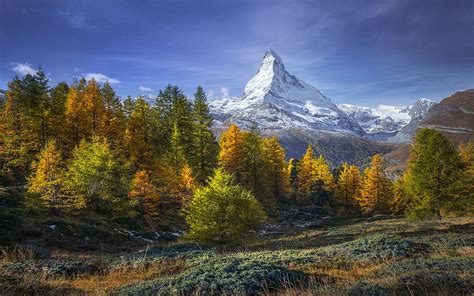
[338,98,436,134]
[210,49,364,134]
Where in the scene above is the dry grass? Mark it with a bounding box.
[45,258,187,295]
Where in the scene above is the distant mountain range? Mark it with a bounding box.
[209,49,471,166]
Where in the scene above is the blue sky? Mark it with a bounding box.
[1,0,473,106]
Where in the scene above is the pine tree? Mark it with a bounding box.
[262,136,289,201]
[218,124,246,183]
[189,86,217,184]
[335,162,360,206]
[129,170,160,219]
[357,154,392,214]
[27,140,64,207]
[288,158,300,192]
[405,128,464,219]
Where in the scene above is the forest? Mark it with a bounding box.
[0,68,473,244]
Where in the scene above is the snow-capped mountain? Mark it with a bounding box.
[210,49,364,135]
[338,98,436,134]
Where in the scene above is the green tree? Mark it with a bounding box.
[406,128,463,219]
[66,136,129,211]
[189,86,218,183]
[242,126,269,202]
[185,168,266,244]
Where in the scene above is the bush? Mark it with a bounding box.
[185,169,266,244]
[116,257,306,295]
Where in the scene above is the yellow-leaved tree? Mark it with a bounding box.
[357,154,392,214]
[335,162,360,206]
[262,136,290,202]
[218,124,246,183]
[297,145,335,199]
[28,139,64,207]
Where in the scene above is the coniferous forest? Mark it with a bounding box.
[1,69,473,294]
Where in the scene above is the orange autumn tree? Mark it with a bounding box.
[357,154,392,214]
[83,79,105,136]
[129,170,160,219]
[218,124,247,183]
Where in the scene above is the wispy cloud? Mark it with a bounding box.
[85,73,120,84]
[220,87,229,98]
[11,62,37,76]
[59,10,95,30]
[139,86,153,92]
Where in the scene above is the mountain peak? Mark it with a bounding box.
[263,48,284,66]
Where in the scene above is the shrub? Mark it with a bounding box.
[185,168,266,244]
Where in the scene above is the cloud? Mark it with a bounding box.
[11,62,37,76]
[59,10,95,30]
[139,86,153,92]
[85,73,120,84]
[220,87,229,98]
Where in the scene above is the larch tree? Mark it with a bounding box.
[101,82,126,150]
[458,141,474,214]
[27,140,64,207]
[335,162,360,206]
[66,136,129,211]
[297,146,335,197]
[262,136,290,202]
[125,97,155,169]
[288,158,300,192]
[405,128,464,219]
[218,124,246,183]
[185,168,266,244]
[242,126,269,203]
[189,86,218,184]
[129,170,160,219]
[357,154,392,214]
[65,78,87,148]
[83,79,105,136]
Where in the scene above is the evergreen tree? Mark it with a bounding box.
[27,140,64,207]
[185,168,266,244]
[218,124,246,183]
[168,122,187,174]
[288,158,300,192]
[405,128,464,219]
[189,86,217,183]
[262,136,290,202]
[357,154,392,214]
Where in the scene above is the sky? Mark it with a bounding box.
[1,0,473,107]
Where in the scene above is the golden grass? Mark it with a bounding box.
[45,258,187,296]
